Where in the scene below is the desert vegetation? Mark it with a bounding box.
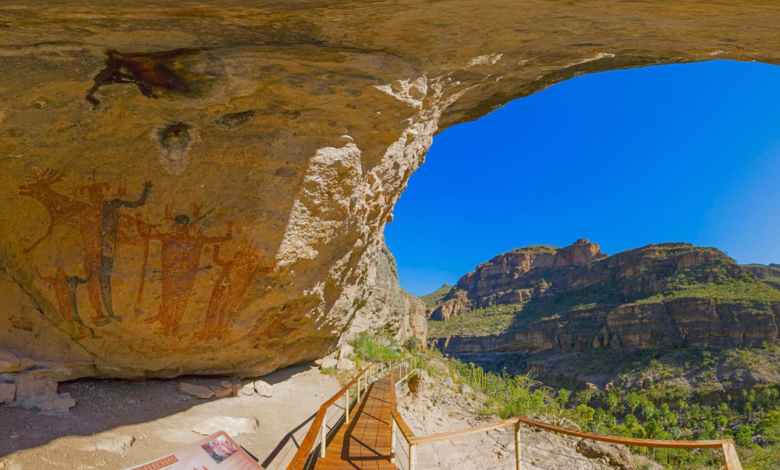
[346,333,780,469]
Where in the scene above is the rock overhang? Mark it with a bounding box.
[1,0,780,382]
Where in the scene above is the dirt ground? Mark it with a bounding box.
[0,364,341,470]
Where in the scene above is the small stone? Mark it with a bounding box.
[10,434,18,439]
[220,380,233,389]
[336,357,355,372]
[239,383,255,396]
[458,384,474,395]
[209,385,224,392]
[319,358,338,370]
[0,383,15,404]
[176,394,191,401]
[178,383,214,399]
[443,377,454,388]
[214,388,233,398]
[254,380,273,397]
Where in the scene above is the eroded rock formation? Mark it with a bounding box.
[433,242,780,354]
[2,1,780,384]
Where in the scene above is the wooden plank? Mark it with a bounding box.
[722,443,743,470]
[286,362,385,470]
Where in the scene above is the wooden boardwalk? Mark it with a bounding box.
[314,375,396,470]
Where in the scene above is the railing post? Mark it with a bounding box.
[357,375,362,402]
[390,413,397,464]
[320,418,326,458]
[345,387,350,424]
[409,443,416,470]
[514,421,521,470]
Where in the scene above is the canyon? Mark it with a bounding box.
[3,1,780,397]
[428,240,780,395]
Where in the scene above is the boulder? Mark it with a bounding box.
[254,380,273,397]
[220,381,233,389]
[458,384,474,395]
[320,358,338,370]
[0,383,15,404]
[336,357,356,372]
[192,417,259,436]
[338,344,354,360]
[13,371,75,413]
[576,439,635,470]
[178,383,214,399]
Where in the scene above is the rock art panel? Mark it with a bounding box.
[1,1,780,382]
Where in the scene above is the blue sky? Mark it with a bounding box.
[384,60,780,296]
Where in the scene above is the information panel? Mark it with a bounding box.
[123,431,265,470]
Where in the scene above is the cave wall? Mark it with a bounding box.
[1,0,780,380]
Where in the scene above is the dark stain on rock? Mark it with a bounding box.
[158,122,193,151]
[572,43,605,47]
[86,49,200,109]
[215,110,259,128]
[285,73,310,85]
[343,89,362,97]
[309,84,336,96]
[274,167,297,177]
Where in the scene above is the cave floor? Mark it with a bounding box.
[0,364,341,470]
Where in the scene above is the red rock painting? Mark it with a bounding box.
[194,241,277,343]
[145,204,232,336]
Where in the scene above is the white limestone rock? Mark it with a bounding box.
[336,357,355,372]
[192,416,259,436]
[254,380,273,397]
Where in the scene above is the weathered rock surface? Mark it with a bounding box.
[0,382,15,404]
[350,243,428,343]
[192,416,259,436]
[2,2,780,384]
[13,370,75,413]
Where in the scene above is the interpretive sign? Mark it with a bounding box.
[123,431,264,470]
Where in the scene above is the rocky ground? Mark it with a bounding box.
[0,364,341,470]
[395,370,650,470]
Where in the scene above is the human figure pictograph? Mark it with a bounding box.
[194,241,277,342]
[97,179,153,321]
[145,204,232,336]
[35,267,98,341]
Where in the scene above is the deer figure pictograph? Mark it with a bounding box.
[18,168,88,254]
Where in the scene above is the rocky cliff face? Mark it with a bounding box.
[431,241,780,354]
[349,243,427,344]
[3,1,780,386]
[744,264,780,290]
